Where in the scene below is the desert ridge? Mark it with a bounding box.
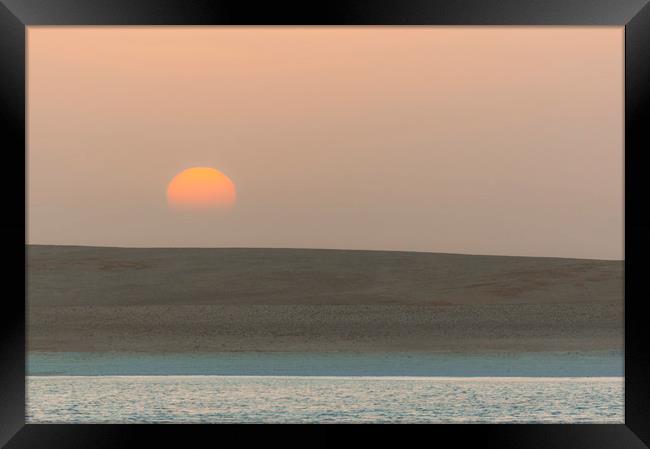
[27,245,623,354]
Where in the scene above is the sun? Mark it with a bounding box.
[167,167,236,212]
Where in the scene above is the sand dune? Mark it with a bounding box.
[28,245,622,306]
[27,245,623,353]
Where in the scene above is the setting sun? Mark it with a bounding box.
[167,167,236,212]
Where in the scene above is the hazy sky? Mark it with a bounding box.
[28,27,623,259]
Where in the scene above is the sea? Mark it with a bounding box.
[27,351,624,424]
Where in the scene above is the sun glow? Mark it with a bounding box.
[166,167,236,212]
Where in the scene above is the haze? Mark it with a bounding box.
[27,27,623,259]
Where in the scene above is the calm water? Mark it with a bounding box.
[28,351,623,377]
[27,375,623,423]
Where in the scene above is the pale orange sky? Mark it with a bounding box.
[27,27,623,259]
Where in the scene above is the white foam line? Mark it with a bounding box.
[27,375,624,382]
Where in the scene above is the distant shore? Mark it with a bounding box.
[27,245,623,354]
[29,303,622,353]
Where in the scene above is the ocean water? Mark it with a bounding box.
[27,351,623,423]
[27,375,623,423]
[28,351,623,377]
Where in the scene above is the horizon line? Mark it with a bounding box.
[24,243,624,262]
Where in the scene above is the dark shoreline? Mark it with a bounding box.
[29,303,623,354]
[28,246,623,355]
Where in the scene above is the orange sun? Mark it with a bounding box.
[167,167,236,212]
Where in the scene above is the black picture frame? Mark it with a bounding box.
[1,0,648,447]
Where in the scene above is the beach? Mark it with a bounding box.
[27,245,623,354]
